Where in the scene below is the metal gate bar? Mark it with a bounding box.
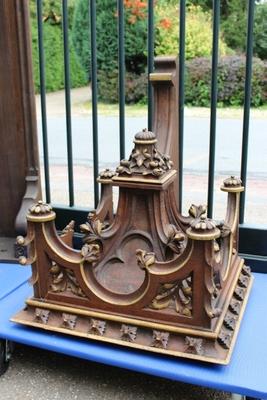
[178,0,186,212]
[35,0,259,225]
[89,0,99,208]
[36,0,50,203]
[207,0,220,219]
[240,0,255,224]
[62,0,74,207]
[118,0,126,160]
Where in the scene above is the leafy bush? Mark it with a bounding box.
[254,3,267,60]
[221,2,247,53]
[97,70,147,104]
[72,0,148,78]
[155,4,229,59]
[185,56,267,107]
[30,0,87,93]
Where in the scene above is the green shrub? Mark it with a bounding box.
[30,0,87,93]
[155,4,230,59]
[97,70,147,104]
[185,55,267,107]
[254,3,267,60]
[221,2,247,52]
[72,0,148,78]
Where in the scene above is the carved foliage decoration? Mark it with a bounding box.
[149,276,193,317]
[116,129,173,178]
[35,308,50,324]
[88,319,106,336]
[120,324,137,342]
[151,330,169,349]
[229,299,241,315]
[223,313,236,331]
[81,243,101,263]
[166,225,185,255]
[185,336,204,355]
[80,213,104,263]
[49,261,86,298]
[136,249,155,270]
[188,204,207,219]
[80,213,103,244]
[218,330,232,350]
[62,313,77,330]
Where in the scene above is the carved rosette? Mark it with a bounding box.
[221,176,244,193]
[151,330,169,349]
[116,129,173,178]
[35,308,50,325]
[185,336,204,355]
[218,330,232,350]
[88,319,106,336]
[187,215,221,241]
[27,200,55,222]
[217,264,252,350]
[62,313,77,330]
[120,324,137,342]
[98,168,116,180]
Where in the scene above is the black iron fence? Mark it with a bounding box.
[34,0,267,270]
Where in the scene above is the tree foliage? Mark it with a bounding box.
[155,4,229,59]
[72,0,148,79]
[254,3,267,60]
[30,0,87,92]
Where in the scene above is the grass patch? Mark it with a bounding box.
[81,101,147,117]
[79,100,267,119]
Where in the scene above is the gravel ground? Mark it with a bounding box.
[0,344,231,400]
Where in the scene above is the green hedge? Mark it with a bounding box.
[97,70,147,104]
[98,55,267,106]
[185,55,267,107]
[30,0,87,93]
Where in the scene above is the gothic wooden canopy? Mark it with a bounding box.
[12,58,253,364]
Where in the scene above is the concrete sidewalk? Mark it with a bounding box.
[0,344,231,400]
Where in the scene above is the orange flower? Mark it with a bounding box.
[159,18,172,29]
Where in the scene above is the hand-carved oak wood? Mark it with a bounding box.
[12,57,253,364]
[12,128,253,364]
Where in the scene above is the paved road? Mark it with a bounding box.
[37,116,267,177]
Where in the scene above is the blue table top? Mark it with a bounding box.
[0,262,266,399]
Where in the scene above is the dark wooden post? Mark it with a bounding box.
[0,0,40,251]
[150,56,179,207]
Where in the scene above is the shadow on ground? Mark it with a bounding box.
[0,344,231,400]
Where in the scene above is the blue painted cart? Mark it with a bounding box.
[0,262,266,400]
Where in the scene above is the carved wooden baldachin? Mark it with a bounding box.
[12,57,253,364]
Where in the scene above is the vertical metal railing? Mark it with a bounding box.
[207,0,220,219]
[240,0,255,224]
[118,0,126,160]
[36,0,51,204]
[178,0,186,212]
[89,0,99,208]
[62,0,74,207]
[147,0,154,131]
[36,0,257,225]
